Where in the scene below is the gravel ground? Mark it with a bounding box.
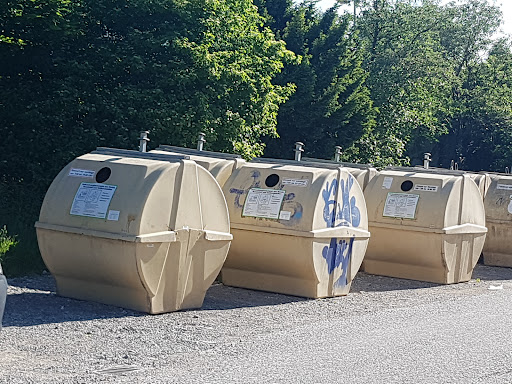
[1,265,512,383]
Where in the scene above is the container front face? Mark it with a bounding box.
[483,175,512,265]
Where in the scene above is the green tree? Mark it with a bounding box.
[0,0,295,274]
[356,0,457,166]
[262,1,376,161]
[434,40,512,171]
[431,0,505,170]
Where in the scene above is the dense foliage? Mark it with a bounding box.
[0,0,295,274]
[1,0,512,274]
[260,0,376,161]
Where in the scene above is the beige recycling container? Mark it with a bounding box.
[152,145,245,187]
[363,167,487,284]
[302,158,378,190]
[35,148,232,314]
[482,173,512,267]
[221,158,370,298]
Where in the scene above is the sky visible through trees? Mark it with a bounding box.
[319,0,512,35]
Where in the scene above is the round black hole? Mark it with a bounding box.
[265,174,280,188]
[401,180,413,192]
[96,167,112,183]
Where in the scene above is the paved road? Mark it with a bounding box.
[1,265,512,383]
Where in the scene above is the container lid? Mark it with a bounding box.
[157,145,242,159]
[252,157,368,170]
[302,157,374,169]
[93,147,189,162]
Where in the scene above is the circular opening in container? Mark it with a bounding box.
[96,167,112,183]
[265,174,280,187]
[401,180,413,192]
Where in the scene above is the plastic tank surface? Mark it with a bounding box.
[0,264,6,330]
[35,148,232,314]
[363,167,487,284]
[482,173,512,267]
[302,158,378,190]
[151,145,245,187]
[221,158,370,298]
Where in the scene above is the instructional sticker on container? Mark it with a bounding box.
[279,211,292,220]
[107,210,120,221]
[242,188,286,219]
[282,178,309,187]
[383,193,420,219]
[497,184,512,191]
[382,177,393,189]
[68,168,95,178]
[70,183,117,219]
[413,184,438,192]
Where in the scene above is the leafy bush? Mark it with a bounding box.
[0,226,17,263]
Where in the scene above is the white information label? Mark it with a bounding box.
[383,193,420,219]
[243,188,286,219]
[382,177,393,189]
[279,211,292,221]
[69,168,95,178]
[497,183,512,191]
[413,184,438,192]
[70,183,117,219]
[282,178,309,187]
[107,210,120,221]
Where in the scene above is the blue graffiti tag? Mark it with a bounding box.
[338,177,361,228]
[322,238,354,287]
[229,170,261,208]
[322,180,338,227]
[322,237,354,288]
[322,175,360,228]
[321,174,360,286]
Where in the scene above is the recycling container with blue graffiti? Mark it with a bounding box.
[0,263,6,330]
[151,145,245,187]
[482,173,512,267]
[302,157,378,190]
[35,148,232,313]
[221,158,370,298]
[363,167,487,284]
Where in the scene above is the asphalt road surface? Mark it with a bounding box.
[1,265,512,383]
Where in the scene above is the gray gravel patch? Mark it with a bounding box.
[1,265,512,383]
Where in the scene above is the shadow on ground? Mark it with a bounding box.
[472,264,512,281]
[201,284,307,310]
[350,272,441,293]
[3,292,143,327]
[4,265,512,327]
[4,278,307,327]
